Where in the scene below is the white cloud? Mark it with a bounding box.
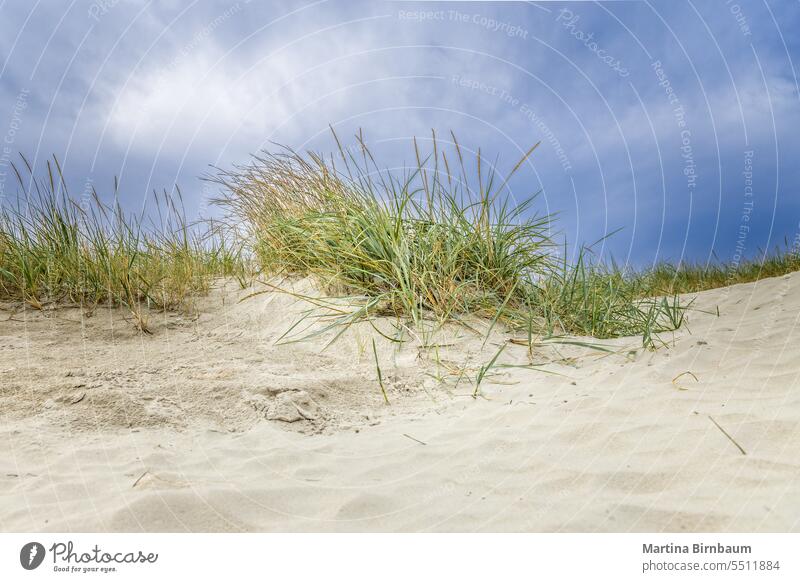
[107,49,288,156]
[98,10,519,160]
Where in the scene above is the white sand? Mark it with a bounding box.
[1,272,799,532]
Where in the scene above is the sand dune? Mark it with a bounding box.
[1,272,799,532]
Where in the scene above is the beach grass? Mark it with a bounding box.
[209,132,689,346]
[209,134,554,327]
[2,137,799,345]
[0,156,244,331]
[635,249,800,296]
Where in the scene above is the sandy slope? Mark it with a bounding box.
[1,272,799,532]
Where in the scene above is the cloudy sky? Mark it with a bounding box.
[1,0,798,266]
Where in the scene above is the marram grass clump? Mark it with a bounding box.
[210,135,553,326]
[209,132,687,347]
[634,249,800,297]
[0,156,244,331]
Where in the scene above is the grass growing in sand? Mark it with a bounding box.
[0,156,244,331]
[633,249,800,296]
[209,132,688,347]
[2,136,799,347]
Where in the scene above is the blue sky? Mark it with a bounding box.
[1,0,798,267]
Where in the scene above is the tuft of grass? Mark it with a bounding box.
[210,133,553,329]
[0,155,245,327]
[529,249,688,348]
[210,131,689,346]
[634,248,800,296]
[473,343,506,397]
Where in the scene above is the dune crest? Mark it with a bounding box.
[1,272,799,532]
